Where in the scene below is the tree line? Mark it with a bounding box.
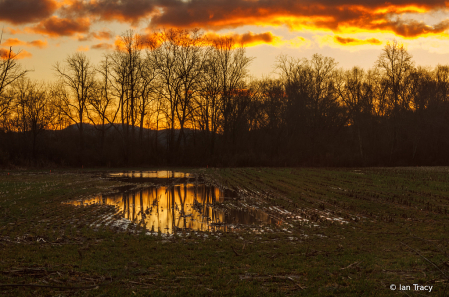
[1,29,449,167]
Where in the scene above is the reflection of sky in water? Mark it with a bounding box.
[109,171,190,179]
[70,184,273,233]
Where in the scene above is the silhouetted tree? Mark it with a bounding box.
[53,52,96,164]
[0,30,29,125]
[211,37,253,155]
[11,77,53,159]
[376,40,414,161]
[86,56,118,157]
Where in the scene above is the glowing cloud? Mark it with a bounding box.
[91,43,114,50]
[77,29,114,41]
[204,31,283,47]
[29,16,90,37]
[76,45,89,51]
[1,38,48,49]
[0,48,32,59]
[334,36,382,45]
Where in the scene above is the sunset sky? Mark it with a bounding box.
[2,0,449,81]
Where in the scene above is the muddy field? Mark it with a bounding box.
[0,167,448,296]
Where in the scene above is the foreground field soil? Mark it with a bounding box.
[1,167,448,296]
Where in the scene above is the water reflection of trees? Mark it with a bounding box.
[84,182,271,233]
[68,177,273,233]
[116,184,224,233]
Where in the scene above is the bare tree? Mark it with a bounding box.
[149,28,208,160]
[0,29,29,123]
[336,67,376,161]
[121,30,142,147]
[105,30,147,164]
[196,48,223,156]
[210,37,253,153]
[376,40,414,161]
[275,54,342,160]
[309,54,339,131]
[149,29,181,157]
[137,46,158,148]
[53,52,95,162]
[376,40,414,113]
[86,56,119,154]
[12,78,53,159]
[256,78,286,158]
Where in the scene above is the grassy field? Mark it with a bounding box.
[0,167,448,296]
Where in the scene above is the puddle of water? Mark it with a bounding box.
[70,172,273,233]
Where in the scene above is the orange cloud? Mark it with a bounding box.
[3,0,449,42]
[77,29,114,41]
[334,36,381,45]
[77,45,89,52]
[4,27,24,35]
[30,16,90,37]
[204,31,282,47]
[144,1,449,39]
[91,30,113,40]
[0,49,11,60]
[112,32,162,51]
[91,43,113,50]
[28,40,48,48]
[0,48,32,60]
[1,38,48,49]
